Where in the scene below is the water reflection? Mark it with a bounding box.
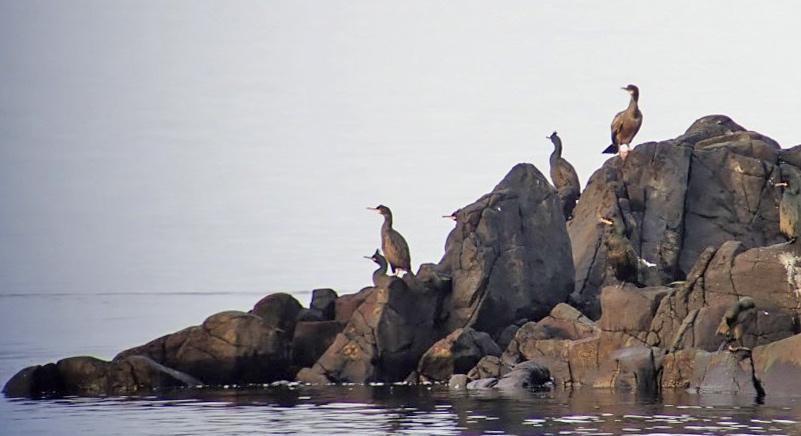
[4,385,801,435]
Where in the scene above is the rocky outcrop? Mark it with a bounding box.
[415,327,501,382]
[569,116,786,318]
[114,311,293,385]
[647,241,801,352]
[297,277,445,383]
[438,163,575,335]
[2,355,200,397]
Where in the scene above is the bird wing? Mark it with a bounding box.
[610,109,626,145]
[386,229,412,271]
[555,160,580,196]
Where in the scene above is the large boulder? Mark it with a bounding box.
[416,327,501,382]
[647,241,801,352]
[115,310,292,385]
[291,320,342,369]
[297,277,444,383]
[437,163,575,335]
[690,351,761,396]
[250,292,303,336]
[3,355,200,397]
[569,116,786,318]
[753,333,801,397]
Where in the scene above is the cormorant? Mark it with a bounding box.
[598,213,639,285]
[715,297,756,351]
[364,249,392,288]
[547,131,581,220]
[776,166,801,243]
[603,84,643,160]
[367,205,412,275]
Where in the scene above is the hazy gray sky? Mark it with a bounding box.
[1,1,799,293]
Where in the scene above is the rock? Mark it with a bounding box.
[416,327,501,382]
[335,287,374,325]
[2,363,61,397]
[250,292,303,336]
[115,311,292,385]
[310,288,338,320]
[448,374,469,390]
[648,241,801,352]
[753,333,801,397]
[467,355,512,381]
[779,144,801,168]
[3,356,200,397]
[569,116,784,318]
[291,320,342,368]
[494,324,521,353]
[299,277,444,383]
[592,346,664,392]
[494,360,552,390]
[438,163,575,335]
[599,285,669,340]
[296,367,330,385]
[660,348,710,390]
[466,378,498,389]
[690,351,762,396]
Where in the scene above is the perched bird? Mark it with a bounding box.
[715,297,757,352]
[547,132,581,220]
[776,166,801,243]
[603,84,643,160]
[364,249,392,288]
[598,213,639,285]
[367,205,412,275]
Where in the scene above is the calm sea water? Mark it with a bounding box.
[2,292,801,435]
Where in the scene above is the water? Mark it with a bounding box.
[3,292,801,435]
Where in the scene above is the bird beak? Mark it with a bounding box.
[442,214,456,221]
[774,182,788,187]
[363,255,372,259]
[366,207,377,211]
[598,217,614,226]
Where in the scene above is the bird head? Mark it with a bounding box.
[363,249,385,265]
[546,131,562,148]
[621,84,640,100]
[367,204,392,217]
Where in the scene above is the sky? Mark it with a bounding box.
[1,1,800,294]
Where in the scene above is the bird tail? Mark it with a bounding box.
[602,144,618,154]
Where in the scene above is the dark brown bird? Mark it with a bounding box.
[603,84,643,160]
[364,249,392,288]
[598,213,639,285]
[776,165,801,243]
[716,297,756,351]
[367,205,412,275]
[547,131,581,220]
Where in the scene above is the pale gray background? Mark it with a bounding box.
[2,1,799,294]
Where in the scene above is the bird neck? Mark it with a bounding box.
[381,214,393,231]
[627,93,639,111]
[550,140,563,162]
[372,259,388,283]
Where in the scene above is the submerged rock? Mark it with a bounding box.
[416,327,501,382]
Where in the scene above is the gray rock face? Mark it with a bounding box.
[647,241,801,352]
[115,311,292,385]
[569,116,786,318]
[416,327,501,382]
[298,278,444,383]
[3,356,200,397]
[438,163,575,335]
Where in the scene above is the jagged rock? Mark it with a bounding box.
[250,292,303,336]
[438,163,575,335]
[3,356,200,397]
[690,351,762,396]
[648,241,801,352]
[115,311,292,385]
[467,355,512,381]
[569,116,784,318]
[292,320,342,368]
[416,327,501,382]
[310,288,338,320]
[753,333,801,397]
[298,277,443,383]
